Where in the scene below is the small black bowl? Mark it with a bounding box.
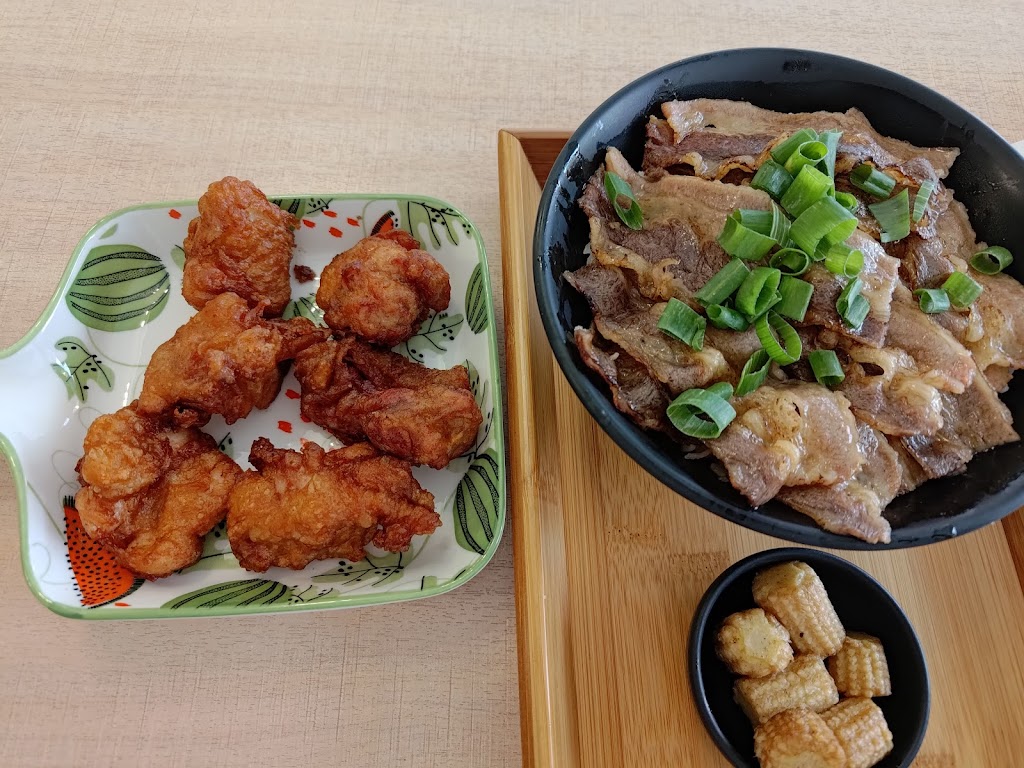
[688,548,929,767]
[533,48,1024,548]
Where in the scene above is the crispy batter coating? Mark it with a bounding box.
[227,438,439,572]
[294,338,482,468]
[754,708,847,768]
[182,176,297,316]
[753,561,846,657]
[715,608,794,678]
[75,402,242,579]
[138,292,329,425]
[734,655,839,725]
[821,698,893,768]
[317,231,451,345]
[827,632,892,698]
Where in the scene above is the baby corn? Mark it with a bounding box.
[734,655,839,724]
[754,708,846,768]
[822,697,894,768]
[828,632,891,698]
[753,561,845,657]
[716,608,794,678]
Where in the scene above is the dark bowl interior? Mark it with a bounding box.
[534,47,1024,549]
[688,548,929,767]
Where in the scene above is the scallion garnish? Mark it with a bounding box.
[808,349,845,388]
[850,163,896,199]
[769,202,791,245]
[823,243,864,277]
[604,171,643,230]
[769,248,811,276]
[781,165,834,218]
[817,130,843,179]
[735,349,771,397]
[777,276,814,322]
[736,267,782,318]
[783,140,829,175]
[837,277,870,328]
[868,188,911,243]
[790,196,858,257]
[913,287,950,314]
[771,128,819,165]
[695,259,750,306]
[666,383,736,439]
[657,297,706,350]
[969,246,1013,275]
[751,159,794,200]
[718,211,776,261]
[834,191,859,211]
[912,180,936,222]
[942,272,983,308]
[755,311,802,365]
[706,304,750,331]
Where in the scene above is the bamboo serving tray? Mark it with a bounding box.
[498,130,1024,768]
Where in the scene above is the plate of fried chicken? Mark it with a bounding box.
[0,177,503,618]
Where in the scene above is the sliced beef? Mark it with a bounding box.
[574,326,671,432]
[564,264,728,394]
[642,117,773,180]
[708,382,862,507]
[883,288,975,393]
[778,423,899,544]
[962,271,1024,391]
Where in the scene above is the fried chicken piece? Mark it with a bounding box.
[75,402,242,579]
[182,176,296,316]
[294,339,482,468]
[227,438,439,572]
[138,292,329,426]
[317,230,451,345]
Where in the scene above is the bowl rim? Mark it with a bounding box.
[686,546,931,767]
[533,46,1024,549]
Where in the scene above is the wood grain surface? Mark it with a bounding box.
[0,1,1022,766]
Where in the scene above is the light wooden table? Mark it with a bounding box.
[0,2,1021,766]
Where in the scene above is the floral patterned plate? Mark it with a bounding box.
[0,194,504,619]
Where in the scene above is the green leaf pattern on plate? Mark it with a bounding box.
[51,337,113,401]
[283,293,326,326]
[170,244,185,269]
[270,196,334,223]
[452,449,501,555]
[311,550,419,590]
[465,262,488,333]
[399,311,464,361]
[402,200,471,249]
[66,244,169,331]
[162,579,292,609]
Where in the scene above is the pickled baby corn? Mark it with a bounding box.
[828,632,892,698]
[716,608,794,678]
[822,698,893,768]
[753,708,846,768]
[753,561,845,657]
[735,655,839,724]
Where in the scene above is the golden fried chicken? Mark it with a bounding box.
[316,230,451,345]
[227,438,439,572]
[138,292,329,426]
[294,339,482,468]
[182,176,297,316]
[75,402,242,579]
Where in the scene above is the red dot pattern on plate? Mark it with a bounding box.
[285,388,300,400]
[329,227,342,238]
[168,209,181,219]
[302,219,315,228]
[323,210,337,218]
[300,415,311,424]
[115,602,130,607]
[347,217,359,226]
[278,420,293,433]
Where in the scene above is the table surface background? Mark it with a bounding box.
[1,2,1021,766]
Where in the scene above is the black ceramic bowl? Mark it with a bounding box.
[689,548,929,767]
[534,48,1024,549]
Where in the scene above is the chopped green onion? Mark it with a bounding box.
[771,128,819,165]
[912,180,936,222]
[706,303,750,331]
[817,130,843,179]
[783,140,829,175]
[657,298,705,350]
[735,349,771,397]
[755,311,802,365]
[969,246,1013,275]
[751,159,794,200]
[834,191,859,211]
[769,202,791,245]
[868,188,911,243]
[735,267,782,318]
[777,276,814,322]
[837,277,870,328]
[790,197,858,257]
[769,248,811,276]
[913,287,950,314]
[666,384,736,439]
[850,164,896,199]
[604,171,643,230]
[942,272,983,308]
[824,244,864,277]
[733,209,772,232]
[808,349,845,388]
[718,211,776,260]
[781,165,834,218]
[695,259,750,306]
